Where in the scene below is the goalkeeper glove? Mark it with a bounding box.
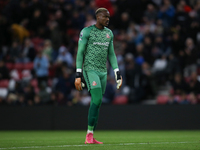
[74,71,85,91]
[114,69,123,89]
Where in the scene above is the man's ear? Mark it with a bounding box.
[96,15,99,20]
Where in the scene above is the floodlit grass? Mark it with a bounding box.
[0,130,199,150]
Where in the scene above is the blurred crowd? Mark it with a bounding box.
[0,0,200,106]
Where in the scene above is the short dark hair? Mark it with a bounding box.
[95,8,108,16]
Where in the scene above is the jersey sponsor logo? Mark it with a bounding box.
[106,34,110,38]
[92,81,97,86]
[93,42,109,47]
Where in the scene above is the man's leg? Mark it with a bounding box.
[83,70,103,144]
[93,72,107,131]
[85,88,102,144]
[88,88,102,132]
[93,107,100,131]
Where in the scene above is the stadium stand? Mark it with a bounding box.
[0,0,200,106]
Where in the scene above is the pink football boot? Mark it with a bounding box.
[93,138,103,144]
[85,133,94,144]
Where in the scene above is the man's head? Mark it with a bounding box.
[95,8,110,27]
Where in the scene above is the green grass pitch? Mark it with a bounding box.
[0,130,199,150]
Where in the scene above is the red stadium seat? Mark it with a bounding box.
[112,95,128,105]
[169,88,174,95]
[0,80,9,88]
[13,63,23,71]
[23,62,34,70]
[6,63,14,70]
[156,95,169,104]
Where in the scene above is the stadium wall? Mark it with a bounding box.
[0,105,200,130]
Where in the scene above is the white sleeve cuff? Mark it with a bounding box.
[114,68,119,73]
[76,69,82,72]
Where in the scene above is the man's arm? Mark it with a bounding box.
[108,31,118,71]
[108,31,123,89]
[76,28,89,71]
[75,28,89,91]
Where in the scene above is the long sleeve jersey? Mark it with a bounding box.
[76,25,118,72]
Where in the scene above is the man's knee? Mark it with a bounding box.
[90,88,102,106]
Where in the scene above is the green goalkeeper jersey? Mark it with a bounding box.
[76,25,118,72]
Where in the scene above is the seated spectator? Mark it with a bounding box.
[9,41,21,63]
[11,23,29,44]
[102,76,115,104]
[15,94,26,106]
[34,50,49,86]
[166,54,181,79]
[179,92,190,104]
[183,38,198,77]
[21,38,36,62]
[187,72,200,95]
[0,97,6,105]
[143,36,153,64]
[141,62,157,97]
[55,69,73,101]
[80,89,91,106]
[158,0,175,28]
[47,92,57,105]
[155,36,171,56]
[38,82,50,104]
[0,60,9,80]
[130,29,144,45]
[28,9,46,35]
[166,94,178,105]
[118,12,130,30]
[84,14,96,27]
[171,33,183,57]
[170,73,188,95]
[152,55,168,84]
[6,93,18,105]
[135,44,145,66]
[124,53,146,103]
[188,92,198,104]
[154,19,164,36]
[24,84,35,105]
[43,40,53,61]
[144,4,157,22]
[57,91,68,105]
[33,95,41,106]
[55,9,66,32]
[56,46,73,67]
[71,90,82,106]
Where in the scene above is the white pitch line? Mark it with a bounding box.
[0,141,198,149]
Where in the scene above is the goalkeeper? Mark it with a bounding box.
[75,8,122,144]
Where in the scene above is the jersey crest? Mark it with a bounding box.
[106,33,110,38]
[92,81,97,86]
